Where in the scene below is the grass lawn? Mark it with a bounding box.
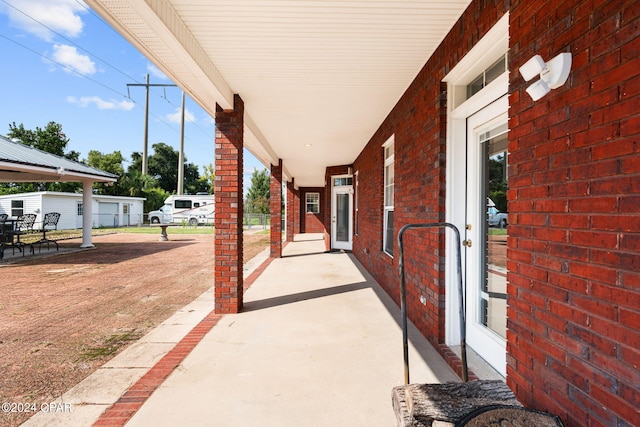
[488,228,508,236]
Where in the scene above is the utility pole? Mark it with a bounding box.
[127,74,177,175]
[177,91,185,195]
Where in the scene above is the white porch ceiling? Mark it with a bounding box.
[86,0,472,188]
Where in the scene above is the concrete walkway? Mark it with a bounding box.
[25,234,459,426]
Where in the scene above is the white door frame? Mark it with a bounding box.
[443,13,509,376]
[331,175,353,251]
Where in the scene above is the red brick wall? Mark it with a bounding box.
[270,160,282,258]
[352,0,639,425]
[286,179,299,240]
[353,0,509,357]
[300,187,325,234]
[214,95,244,314]
[508,1,640,425]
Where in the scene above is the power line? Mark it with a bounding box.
[0,1,215,166]
[0,0,143,85]
[0,32,129,99]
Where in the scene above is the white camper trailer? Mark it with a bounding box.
[148,194,214,225]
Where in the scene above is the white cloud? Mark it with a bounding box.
[2,0,87,41]
[67,96,135,111]
[52,43,95,75]
[167,108,196,124]
[147,63,168,80]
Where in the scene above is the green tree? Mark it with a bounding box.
[8,121,67,156]
[147,142,178,192]
[127,152,143,176]
[120,170,157,197]
[246,168,270,214]
[146,142,208,194]
[199,163,215,195]
[184,162,207,194]
[86,150,125,195]
[488,153,507,212]
[141,187,170,213]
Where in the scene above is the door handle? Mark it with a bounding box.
[462,239,472,247]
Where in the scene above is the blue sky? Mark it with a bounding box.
[0,0,265,190]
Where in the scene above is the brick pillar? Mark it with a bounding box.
[214,95,244,314]
[293,183,300,237]
[286,178,298,242]
[270,159,283,258]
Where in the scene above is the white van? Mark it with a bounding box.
[148,194,215,225]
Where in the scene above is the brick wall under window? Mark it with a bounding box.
[300,188,325,233]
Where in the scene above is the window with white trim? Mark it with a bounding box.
[77,202,83,216]
[306,192,320,214]
[383,136,395,256]
[11,200,24,217]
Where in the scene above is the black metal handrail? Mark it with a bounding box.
[397,222,468,384]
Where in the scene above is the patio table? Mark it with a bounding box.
[0,217,35,258]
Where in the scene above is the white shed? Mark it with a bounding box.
[0,192,145,230]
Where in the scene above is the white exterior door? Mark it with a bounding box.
[465,96,508,376]
[331,176,353,251]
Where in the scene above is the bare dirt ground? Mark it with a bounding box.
[0,231,269,427]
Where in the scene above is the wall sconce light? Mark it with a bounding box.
[519,52,572,101]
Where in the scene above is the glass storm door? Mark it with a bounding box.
[331,176,353,251]
[465,97,508,376]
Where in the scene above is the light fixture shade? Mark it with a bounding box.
[526,79,551,101]
[541,52,572,89]
[519,55,545,81]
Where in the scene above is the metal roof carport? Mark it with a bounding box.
[0,135,118,248]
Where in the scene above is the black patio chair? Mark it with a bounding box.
[36,212,61,252]
[0,214,9,260]
[9,213,36,256]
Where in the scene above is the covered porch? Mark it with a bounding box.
[84,0,475,315]
[24,234,469,426]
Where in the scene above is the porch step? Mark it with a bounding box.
[392,380,560,427]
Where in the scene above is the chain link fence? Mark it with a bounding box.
[243,213,270,230]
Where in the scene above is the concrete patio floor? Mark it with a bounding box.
[24,233,460,427]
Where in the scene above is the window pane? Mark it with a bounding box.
[385,144,393,160]
[175,200,192,209]
[466,54,506,99]
[467,74,484,98]
[334,177,353,187]
[11,200,23,217]
[482,129,508,339]
[336,193,349,242]
[485,55,506,86]
[384,162,394,207]
[306,192,319,213]
[384,209,394,255]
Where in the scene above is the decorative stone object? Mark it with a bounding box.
[456,405,564,426]
[392,380,545,427]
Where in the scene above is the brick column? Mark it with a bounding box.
[270,159,283,258]
[214,95,244,314]
[286,178,298,241]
